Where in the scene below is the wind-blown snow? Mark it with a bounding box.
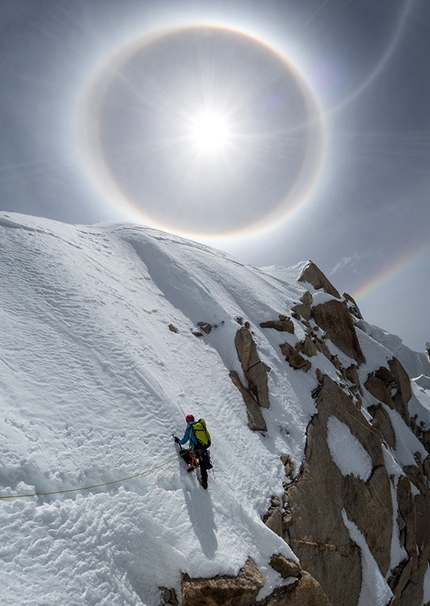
[384,406,428,467]
[0,212,429,605]
[342,511,393,606]
[357,320,430,379]
[327,416,372,481]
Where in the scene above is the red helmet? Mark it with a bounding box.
[185,414,195,423]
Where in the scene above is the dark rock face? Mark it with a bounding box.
[279,343,311,372]
[260,317,295,333]
[283,376,393,606]
[195,261,430,606]
[365,357,411,424]
[298,261,341,299]
[311,299,366,364]
[292,291,313,320]
[229,370,267,432]
[234,327,271,409]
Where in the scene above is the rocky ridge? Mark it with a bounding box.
[176,261,430,606]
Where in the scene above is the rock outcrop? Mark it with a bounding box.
[182,558,264,606]
[186,261,430,606]
[311,299,366,364]
[269,553,301,578]
[365,357,411,424]
[229,370,267,431]
[182,557,333,606]
[283,374,393,606]
[298,261,341,299]
[343,292,363,320]
[279,342,311,372]
[292,291,312,320]
[257,571,333,606]
[234,326,271,408]
[260,316,295,333]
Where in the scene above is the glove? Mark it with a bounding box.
[173,436,180,443]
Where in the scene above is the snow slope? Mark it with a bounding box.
[0,212,429,605]
[0,213,311,605]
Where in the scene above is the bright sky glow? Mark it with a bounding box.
[79,24,325,238]
[190,111,231,154]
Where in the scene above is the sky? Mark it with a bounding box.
[0,0,429,352]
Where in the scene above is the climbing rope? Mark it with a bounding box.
[0,453,183,500]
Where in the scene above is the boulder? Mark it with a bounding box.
[260,317,295,333]
[311,300,365,364]
[182,557,264,606]
[197,321,212,334]
[280,343,311,372]
[295,336,317,358]
[160,587,179,605]
[280,453,295,479]
[365,358,411,425]
[388,557,415,603]
[269,553,301,578]
[313,336,332,361]
[264,506,283,538]
[292,291,313,321]
[229,371,267,431]
[298,261,341,299]
[342,292,363,320]
[369,404,396,448]
[259,571,333,606]
[235,327,271,408]
[343,364,362,394]
[365,374,392,407]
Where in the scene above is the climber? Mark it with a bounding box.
[173,414,212,489]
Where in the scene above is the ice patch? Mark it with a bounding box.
[384,406,428,466]
[327,416,372,481]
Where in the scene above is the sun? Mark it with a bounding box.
[189,111,231,154]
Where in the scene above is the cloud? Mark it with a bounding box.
[329,252,361,276]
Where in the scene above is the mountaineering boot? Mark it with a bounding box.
[187,452,199,472]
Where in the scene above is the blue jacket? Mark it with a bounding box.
[178,422,198,447]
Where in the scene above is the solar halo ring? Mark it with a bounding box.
[78,23,326,239]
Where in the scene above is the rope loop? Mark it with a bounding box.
[0,453,184,500]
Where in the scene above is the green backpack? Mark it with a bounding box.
[193,418,211,447]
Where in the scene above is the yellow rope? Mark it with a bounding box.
[0,454,182,500]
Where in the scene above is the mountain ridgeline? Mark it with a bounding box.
[0,213,429,606]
